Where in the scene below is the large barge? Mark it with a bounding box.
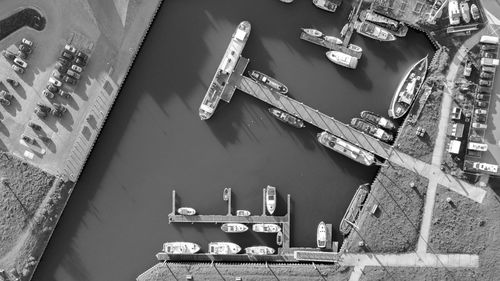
[199,21,251,120]
[340,183,370,235]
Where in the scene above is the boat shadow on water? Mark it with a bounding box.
[362,38,408,72]
[334,58,373,91]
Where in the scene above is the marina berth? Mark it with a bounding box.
[163,242,201,254]
[245,246,275,255]
[248,70,288,94]
[317,132,376,166]
[388,55,429,119]
[221,223,249,233]
[253,223,281,233]
[360,111,396,131]
[208,242,242,255]
[355,21,396,41]
[350,118,394,142]
[326,51,358,69]
[269,108,306,128]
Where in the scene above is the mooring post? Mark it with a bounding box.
[172,190,176,215]
[227,187,232,216]
[262,188,266,216]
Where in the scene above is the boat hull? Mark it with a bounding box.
[221,223,249,233]
[266,185,277,215]
[253,223,281,233]
[317,132,375,166]
[236,210,251,216]
[177,207,196,216]
[269,108,305,128]
[317,222,327,248]
[356,21,396,42]
[208,242,241,255]
[163,242,201,254]
[326,51,358,69]
[351,118,393,142]
[245,246,275,255]
[360,111,396,131]
[249,70,288,94]
[302,28,323,37]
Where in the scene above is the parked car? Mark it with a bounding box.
[479,79,492,87]
[51,69,64,80]
[6,78,19,87]
[2,50,16,60]
[64,44,76,54]
[63,75,77,85]
[480,72,494,79]
[11,64,24,74]
[46,83,59,94]
[19,44,32,54]
[478,87,491,94]
[0,97,10,106]
[480,44,497,51]
[76,51,88,59]
[0,91,13,106]
[13,57,27,68]
[480,50,496,58]
[22,38,33,47]
[48,77,62,87]
[476,100,488,108]
[66,69,80,79]
[474,108,488,115]
[469,135,483,142]
[71,64,83,73]
[28,122,42,131]
[59,90,70,99]
[75,57,87,66]
[474,115,487,123]
[57,57,71,67]
[472,122,487,129]
[42,89,54,99]
[35,104,51,118]
[481,66,496,73]
[55,62,68,73]
[61,50,74,60]
[476,93,489,101]
[51,103,67,117]
[17,50,27,60]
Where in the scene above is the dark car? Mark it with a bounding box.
[481,44,498,52]
[63,75,77,85]
[46,84,59,94]
[474,115,487,123]
[476,93,489,101]
[57,57,71,67]
[59,90,70,99]
[480,51,496,59]
[35,104,51,118]
[51,69,63,80]
[480,72,493,79]
[42,89,54,99]
[75,57,87,66]
[19,44,32,54]
[55,61,68,73]
[76,51,88,61]
[51,103,67,117]
[61,50,74,60]
[479,79,492,87]
[469,135,483,142]
[2,50,16,60]
[476,101,488,108]
[17,50,27,60]
[6,78,19,87]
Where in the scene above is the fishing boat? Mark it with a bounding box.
[312,0,342,13]
[223,187,230,201]
[208,242,241,255]
[317,131,376,166]
[340,184,370,235]
[236,210,251,216]
[348,44,362,54]
[351,118,393,142]
[248,70,288,94]
[163,242,201,254]
[253,223,281,233]
[326,51,358,69]
[266,185,277,215]
[276,231,283,246]
[302,28,323,37]
[360,111,396,131]
[269,108,305,128]
[359,10,408,37]
[388,55,428,119]
[460,1,470,23]
[199,21,251,120]
[177,207,196,216]
[356,21,396,41]
[317,221,327,248]
[323,35,343,45]
[245,246,275,255]
[221,223,248,233]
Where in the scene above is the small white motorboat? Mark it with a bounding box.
[223,187,230,201]
[324,35,343,45]
[302,28,323,37]
[253,223,281,233]
[348,43,363,53]
[245,246,275,255]
[208,242,241,255]
[317,221,327,248]
[177,207,196,216]
[236,210,251,217]
[221,223,248,233]
[276,231,283,246]
[266,185,277,215]
[326,51,358,69]
[163,242,200,254]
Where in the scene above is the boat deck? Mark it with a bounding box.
[299,32,362,59]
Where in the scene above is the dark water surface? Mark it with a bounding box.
[33,1,433,280]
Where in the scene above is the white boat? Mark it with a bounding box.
[223,187,230,201]
[356,21,396,41]
[317,222,327,248]
[177,207,196,216]
[266,185,277,215]
[302,28,323,37]
[312,0,342,13]
[471,4,480,20]
[323,35,343,45]
[460,1,470,23]
[326,51,358,69]
[348,44,362,53]
[163,242,200,254]
[276,231,283,246]
[317,131,376,166]
[208,242,241,255]
[221,223,248,233]
[280,0,294,3]
[245,246,275,255]
[253,223,281,233]
[236,210,251,216]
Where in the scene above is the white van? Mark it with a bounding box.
[473,162,498,173]
[472,122,487,129]
[481,58,500,66]
[468,142,488,151]
[480,35,499,45]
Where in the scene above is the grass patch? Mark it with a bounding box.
[360,266,480,281]
[342,165,428,253]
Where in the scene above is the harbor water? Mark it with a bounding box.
[33,1,433,280]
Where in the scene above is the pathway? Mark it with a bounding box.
[338,252,479,268]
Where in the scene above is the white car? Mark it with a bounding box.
[474,109,487,115]
[64,44,76,54]
[13,57,28,68]
[71,64,83,73]
[48,77,62,87]
[22,38,33,47]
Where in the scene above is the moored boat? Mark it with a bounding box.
[317,131,376,166]
[269,108,305,128]
[253,223,281,233]
[280,0,294,3]
[317,221,327,248]
[460,1,471,23]
[351,118,393,142]
[221,223,248,233]
[276,231,283,246]
[348,43,362,54]
[323,35,343,45]
[360,111,396,131]
[388,55,428,119]
[359,10,408,37]
[163,242,201,254]
[245,246,275,255]
[340,184,370,235]
[223,187,230,201]
[302,28,323,37]
[326,51,358,69]
[208,242,241,255]
[248,70,288,94]
[312,0,342,13]
[356,21,396,41]
[266,185,277,215]
[177,207,196,216]
[236,210,251,217]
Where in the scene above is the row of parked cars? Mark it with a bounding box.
[1,38,34,74]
